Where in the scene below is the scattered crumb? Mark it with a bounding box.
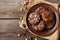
[35,38,38,40]
[20,17,23,20]
[20,8,23,11]
[17,34,21,37]
[18,22,21,24]
[25,38,28,40]
[21,1,28,6]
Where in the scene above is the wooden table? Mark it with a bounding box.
[0,0,59,40]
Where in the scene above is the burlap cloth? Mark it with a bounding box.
[20,0,59,40]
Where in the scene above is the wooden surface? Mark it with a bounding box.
[0,0,59,40]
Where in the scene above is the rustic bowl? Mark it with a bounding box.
[26,3,59,37]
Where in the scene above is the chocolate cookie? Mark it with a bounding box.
[35,7,45,15]
[32,21,45,31]
[38,21,45,31]
[42,10,54,22]
[46,21,55,30]
[28,12,40,24]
